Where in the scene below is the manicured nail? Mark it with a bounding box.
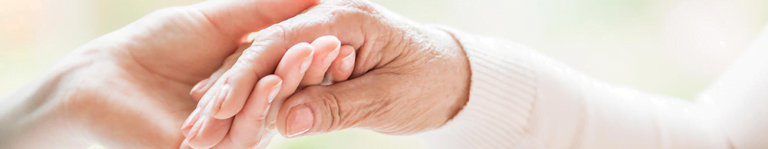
[181,108,201,130]
[207,84,230,116]
[268,80,282,103]
[300,51,313,74]
[286,105,314,137]
[190,78,210,95]
[186,117,204,141]
[341,53,355,72]
[324,44,341,65]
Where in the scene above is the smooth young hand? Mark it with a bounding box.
[0,0,320,148]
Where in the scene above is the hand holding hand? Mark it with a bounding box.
[0,0,320,148]
[182,35,357,148]
[185,0,472,148]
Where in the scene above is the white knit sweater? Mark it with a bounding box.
[421,26,768,149]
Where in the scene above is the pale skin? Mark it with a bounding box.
[184,0,472,148]
[181,35,358,148]
[0,0,325,148]
[0,0,472,148]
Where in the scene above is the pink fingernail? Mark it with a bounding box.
[190,78,210,95]
[300,51,313,74]
[181,108,201,130]
[324,44,341,65]
[268,80,282,103]
[341,53,355,72]
[286,105,314,137]
[186,117,204,141]
[207,83,230,116]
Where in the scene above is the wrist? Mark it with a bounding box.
[0,54,95,148]
[423,25,471,122]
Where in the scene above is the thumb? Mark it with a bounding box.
[275,72,401,137]
[192,0,320,39]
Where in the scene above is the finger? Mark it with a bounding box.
[190,41,250,101]
[181,108,201,136]
[179,139,192,149]
[182,41,251,133]
[270,41,315,111]
[193,25,318,119]
[216,75,281,148]
[192,0,320,39]
[191,18,324,138]
[211,43,313,119]
[259,11,372,129]
[185,42,313,148]
[189,0,324,108]
[190,78,210,102]
[300,35,341,87]
[185,109,233,148]
[207,41,312,148]
[211,130,277,149]
[222,0,395,128]
[327,45,356,83]
[252,130,278,149]
[275,72,397,137]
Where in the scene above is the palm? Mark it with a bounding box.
[65,0,321,146]
[71,8,240,148]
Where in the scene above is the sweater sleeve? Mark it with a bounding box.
[418,26,768,148]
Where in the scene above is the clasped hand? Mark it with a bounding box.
[180,0,471,148]
[13,0,470,148]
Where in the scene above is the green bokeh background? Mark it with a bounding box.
[2,0,767,148]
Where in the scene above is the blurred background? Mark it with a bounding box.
[1,0,767,148]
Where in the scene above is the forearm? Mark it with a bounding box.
[0,56,93,148]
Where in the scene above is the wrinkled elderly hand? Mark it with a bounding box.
[186,0,472,148]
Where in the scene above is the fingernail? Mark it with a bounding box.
[341,53,355,72]
[190,78,210,95]
[286,105,314,137]
[207,83,230,116]
[186,117,204,141]
[300,51,313,74]
[268,80,282,103]
[324,44,341,64]
[181,108,201,130]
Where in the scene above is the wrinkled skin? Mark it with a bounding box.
[182,35,357,149]
[187,0,472,148]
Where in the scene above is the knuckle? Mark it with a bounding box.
[301,86,343,132]
[233,48,258,68]
[252,108,269,122]
[334,0,375,13]
[321,90,344,132]
[230,24,292,77]
[232,48,265,74]
[252,24,289,46]
[324,0,376,19]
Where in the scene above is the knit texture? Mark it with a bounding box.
[421,27,537,148]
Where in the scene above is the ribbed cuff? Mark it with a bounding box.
[420,26,538,148]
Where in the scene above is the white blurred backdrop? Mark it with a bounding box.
[1,0,767,148]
